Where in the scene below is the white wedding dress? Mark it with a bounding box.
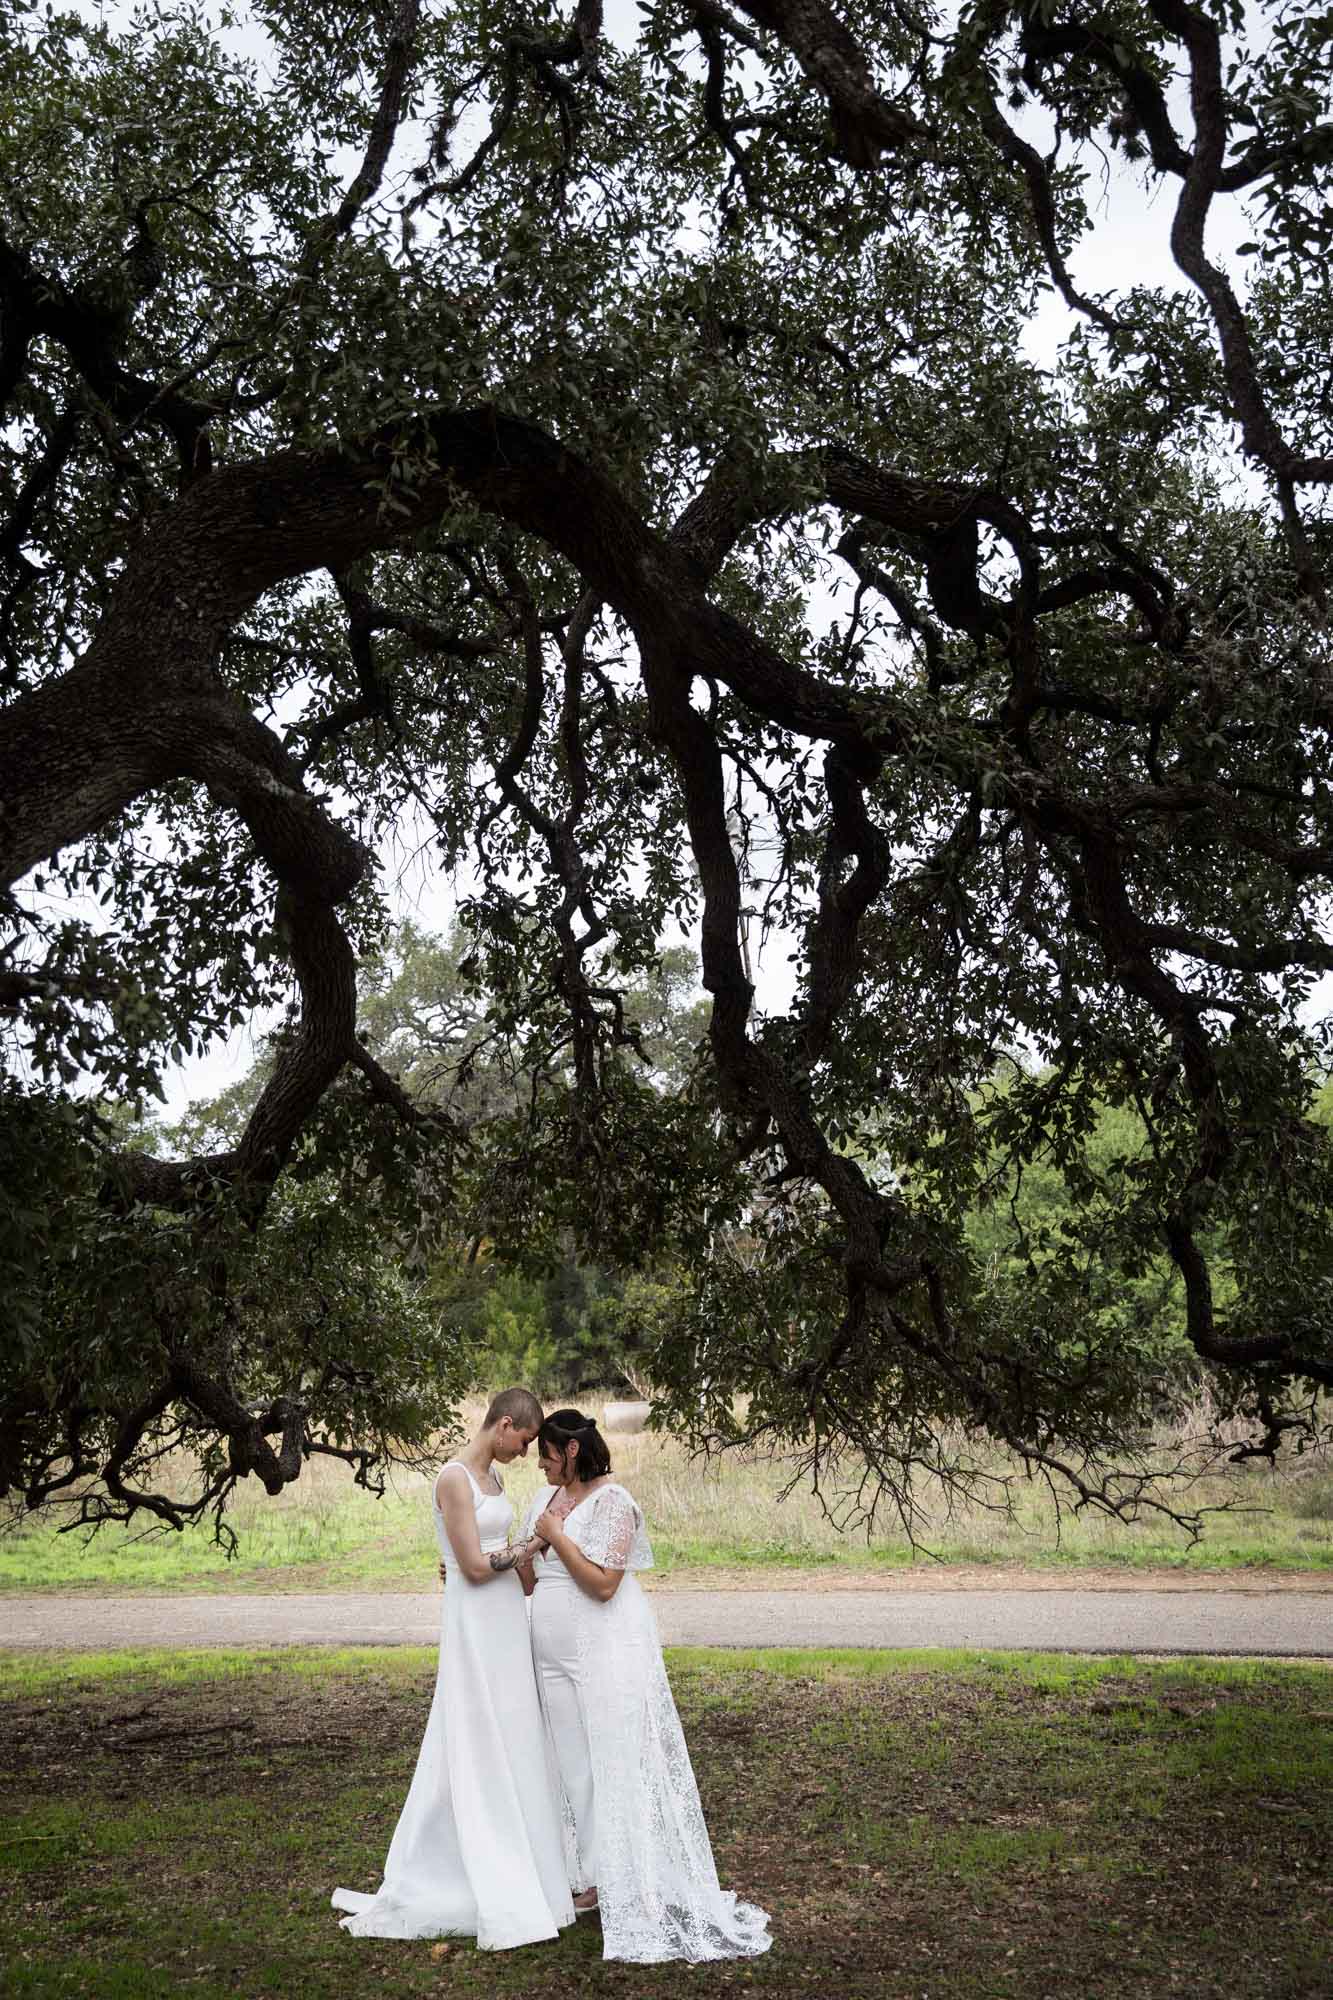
[332,1464,575,1950]
[525,1480,771,1964]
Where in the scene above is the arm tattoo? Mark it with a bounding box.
[488,1533,544,1573]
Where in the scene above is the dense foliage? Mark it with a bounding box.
[2,0,1331,1540]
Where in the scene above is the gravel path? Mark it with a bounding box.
[3,1587,1330,1657]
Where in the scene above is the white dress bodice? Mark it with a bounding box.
[525,1480,654,1583]
[529,1512,575,1585]
[434,1464,513,1575]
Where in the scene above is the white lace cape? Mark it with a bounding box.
[526,1481,771,1965]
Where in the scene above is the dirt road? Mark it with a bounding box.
[3,1582,1330,1657]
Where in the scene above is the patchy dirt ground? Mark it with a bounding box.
[1,1648,1330,1999]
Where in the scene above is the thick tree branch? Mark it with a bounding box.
[732,0,926,166]
[970,78,1124,338]
[1146,0,1326,590]
[0,233,215,482]
[318,0,422,247]
[1164,1210,1333,1384]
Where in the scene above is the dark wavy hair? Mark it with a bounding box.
[538,1407,611,1483]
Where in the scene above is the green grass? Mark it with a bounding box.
[1,1646,1329,1999]
[0,1475,431,1593]
[3,1397,1329,1594]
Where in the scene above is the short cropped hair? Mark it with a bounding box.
[483,1386,544,1432]
[538,1408,612,1483]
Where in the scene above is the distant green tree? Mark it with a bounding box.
[155,924,706,1417]
[462,1267,561,1394]
[964,1081,1202,1398]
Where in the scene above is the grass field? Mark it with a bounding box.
[2,1398,1329,1593]
[1,1645,1329,1998]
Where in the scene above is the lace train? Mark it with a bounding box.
[549,1483,772,1964]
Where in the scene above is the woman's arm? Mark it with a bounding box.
[434,1468,544,1584]
[435,1468,494,1584]
[536,1512,626,1603]
[490,1533,545,1573]
[514,1488,550,1590]
[437,1536,543,1586]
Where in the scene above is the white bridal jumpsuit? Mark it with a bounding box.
[525,1479,771,1964]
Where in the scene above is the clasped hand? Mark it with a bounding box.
[437,1520,552,1585]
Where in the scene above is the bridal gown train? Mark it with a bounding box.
[525,1480,771,1964]
[331,1464,575,1951]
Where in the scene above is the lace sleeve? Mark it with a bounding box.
[578,1486,652,1571]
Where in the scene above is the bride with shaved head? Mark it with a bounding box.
[332,1387,575,1950]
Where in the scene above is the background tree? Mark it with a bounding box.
[166,921,703,1395]
[2,0,1331,1540]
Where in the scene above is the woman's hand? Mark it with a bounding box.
[487,1531,546,1573]
[534,1509,566,1549]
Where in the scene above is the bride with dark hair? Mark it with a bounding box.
[517,1407,770,1966]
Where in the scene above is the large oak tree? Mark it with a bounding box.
[2,0,1331,1540]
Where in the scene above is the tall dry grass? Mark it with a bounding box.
[205,1387,1333,1573]
[519,1389,1333,1570]
[2,1391,1327,1592]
